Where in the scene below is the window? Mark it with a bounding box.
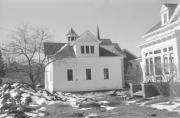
[150,58,154,75]
[104,68,109,79]
[67,69,73,81]
[169,53,175,73]
[163,13,167,24]
[86,69,91,80]
[86,46,89,53]
[91,46,94,54]
[155,56,162,75]
[81,46,84,54]
[68,37,70,42]
[145,59,149,76]
[154,49,161,54]
[71,37,74,41]
[168,46,173,51]
[163,48,167,52]
[169,53,174,63]
[145,53,148,57]
[164,55,169,74]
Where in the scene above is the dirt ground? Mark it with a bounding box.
[44,96,180,118]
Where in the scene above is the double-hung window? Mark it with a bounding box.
[81,46,85,54]
[86,69,91,80]
[104,68,109,79]
[90,46,94,54]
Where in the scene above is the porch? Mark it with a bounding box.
[142,46,176,83]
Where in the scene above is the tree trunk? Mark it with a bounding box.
[29,73,36,89]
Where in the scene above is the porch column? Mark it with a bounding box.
[141,50,146,83]
[153,56,155,82]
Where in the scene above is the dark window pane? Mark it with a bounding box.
[86,46,89,53]
[164,55,169,74]
[86,69,91,80]
[81,46,84,54]
[164,13,167,24]
[150,58,154,75]
[145,59,149,76]
[91,46,94,53]
[67,69,73,81]
[155,56,162,75]
[68,37,70,42]
[163,48,167,52]
[145,53,148,56]
[154,50,161,54]
[104,68,109,79]
[71,37,74,41]
[168,46,173,51]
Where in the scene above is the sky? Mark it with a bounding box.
[0,0,180,56]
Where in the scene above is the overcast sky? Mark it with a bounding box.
[0,0,179,56]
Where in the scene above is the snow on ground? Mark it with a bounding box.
[124,96,180,115]
[151,99,180,114]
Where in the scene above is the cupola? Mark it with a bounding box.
[66,28,78,43]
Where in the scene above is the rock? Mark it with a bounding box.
[38,107,46,111]
[148,113,157,117]
[70,111,84,117]
[85,113,100,118]
[100,107,106,112]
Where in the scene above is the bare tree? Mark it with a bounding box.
[3,25,54,88]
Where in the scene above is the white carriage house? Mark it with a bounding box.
[139,3,180,83]
[44,28,125,92]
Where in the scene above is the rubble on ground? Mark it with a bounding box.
[0,82,63,118]
[0,82,129,118]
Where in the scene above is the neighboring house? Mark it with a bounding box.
[138,3,180,83]
[123,49,137,76]
[126,57,143,84]
[44,28,125,92]
[122,49,137,85]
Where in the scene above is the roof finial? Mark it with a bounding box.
[97,25,100,39]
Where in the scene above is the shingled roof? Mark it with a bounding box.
[44,42,66,56]
[67,28,77,36]
[99,47,117,56]
[99,39,112,45]
[53,44,76,59]
[145,21,161,34]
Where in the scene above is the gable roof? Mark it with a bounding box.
[145,3,178,35]
[73,30,100,44]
